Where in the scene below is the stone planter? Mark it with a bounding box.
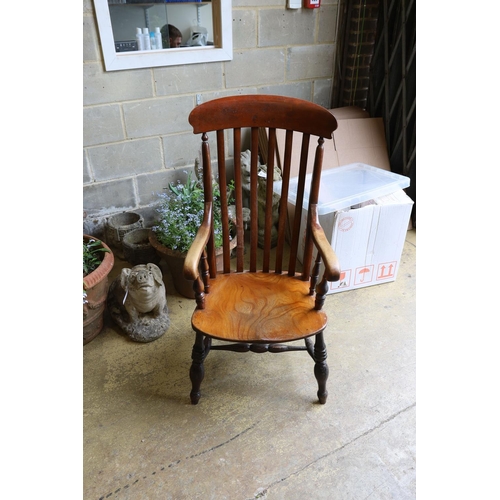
[105,212,144,259]
[83,235,115,345]
[122,228,160,266]
[149,230,236,299]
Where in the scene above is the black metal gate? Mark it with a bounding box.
[332,0,416,225]
[367,0,416,224]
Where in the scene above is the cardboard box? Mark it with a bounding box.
[281,164,413,294]
[296,189,413,294]
[292,190,413,294]
[330,106,369,120]
[273,108,391,177]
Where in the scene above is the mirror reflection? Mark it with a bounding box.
[108,0,214,53]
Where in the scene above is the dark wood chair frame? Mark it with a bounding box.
[184,95,341,405]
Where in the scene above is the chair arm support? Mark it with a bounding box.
[309,204,341,282]
[183,202,212,280]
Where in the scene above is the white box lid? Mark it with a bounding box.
[276,163,411,215]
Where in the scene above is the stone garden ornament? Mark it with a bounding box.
[107,263,170,342]
[241,149,282,247]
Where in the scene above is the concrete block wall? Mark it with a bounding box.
[83,0,340,236]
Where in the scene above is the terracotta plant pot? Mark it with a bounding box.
[83,235,115,344]
[148,231,195,298]
[149,230,236,299]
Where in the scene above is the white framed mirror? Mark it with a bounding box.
[94,0,233,71]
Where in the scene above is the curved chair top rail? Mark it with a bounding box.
[189,94,337,139]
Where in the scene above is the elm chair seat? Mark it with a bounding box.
[191,272,328,343]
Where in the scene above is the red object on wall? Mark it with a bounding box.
[304,0,320,8]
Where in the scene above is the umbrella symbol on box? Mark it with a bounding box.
[354,265,374,285]
[358,267,371,282]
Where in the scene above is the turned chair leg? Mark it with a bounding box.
[314,331,329,404]
[190,332,206,405]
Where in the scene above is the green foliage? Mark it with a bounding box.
[83,238,110,276]
[152,171,229,254]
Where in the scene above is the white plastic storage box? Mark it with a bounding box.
[279,163,414,294]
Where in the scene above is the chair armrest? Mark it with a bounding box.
[183,202,212,280]
[309,204,341,282]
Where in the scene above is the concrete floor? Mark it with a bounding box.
[84,230,416,500]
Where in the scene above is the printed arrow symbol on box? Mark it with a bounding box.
[378,264,394,278]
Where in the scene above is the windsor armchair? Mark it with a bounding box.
[184,95,340,404]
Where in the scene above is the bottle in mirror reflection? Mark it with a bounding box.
[142,28,151,50]
[154,27,162,50]
[136,27,144,50]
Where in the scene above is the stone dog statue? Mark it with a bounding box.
[107,263,170,342]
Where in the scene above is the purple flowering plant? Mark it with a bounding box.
[152,171,231,254]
